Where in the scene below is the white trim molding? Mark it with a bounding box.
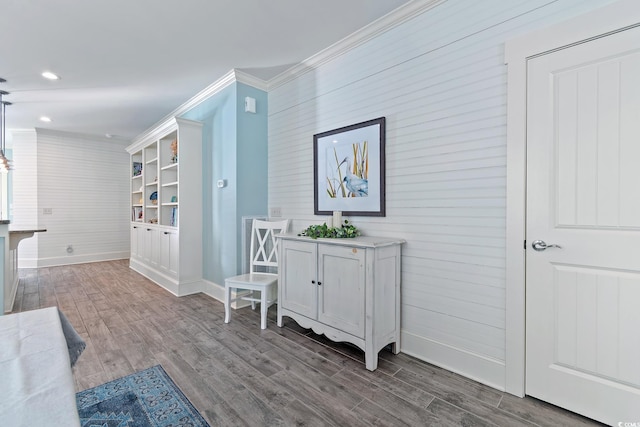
[132,69,268,145]
[402,331,506,391]
[267,0,447,90]
[504,0,640,397]
[31,252,129,269]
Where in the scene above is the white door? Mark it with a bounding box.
[526,26,640,424]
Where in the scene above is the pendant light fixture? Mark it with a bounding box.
[0,79,12,171]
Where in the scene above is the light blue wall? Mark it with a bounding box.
[235,83,269,268]
[181,81,268,285]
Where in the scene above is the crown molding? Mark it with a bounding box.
[133,69,268,145]
[142,69,235,137]
[268,0,446,90]
[234,69,269,91]
[132,1,444,142]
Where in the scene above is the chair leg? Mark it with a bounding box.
[224,284,232,324]
[251,290,256,310]
[260,289,267,330]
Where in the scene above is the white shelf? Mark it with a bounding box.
[132,175,142,179]
[162,181,178,187]
[132,204,143,207]
[145,182,158,187]
[132,190,143,194]
[146,157,158,164]
[146,205,158,209]
[161,163,178,171]
[162,202,178,206]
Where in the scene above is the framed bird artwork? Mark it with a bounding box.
[313,117,385,216]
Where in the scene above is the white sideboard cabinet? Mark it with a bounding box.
[126,117,202,296]
[276,234,404,371]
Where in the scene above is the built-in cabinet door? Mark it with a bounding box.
[280,240,317,318]
[317,244,365,338]
[142,227,160,268]
[141,227,152,264]
[131,224,142,259]
[149,228,160,269]
[159,229,179,278]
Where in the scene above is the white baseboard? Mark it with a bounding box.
[401,331,506,392]
[127,263,251,309]
[20,251,130,268]
[129,259,204,297]
[201,279,224,301]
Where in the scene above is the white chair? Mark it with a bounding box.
[224,218,289,329]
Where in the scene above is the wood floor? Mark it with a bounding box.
[12,260,604,426]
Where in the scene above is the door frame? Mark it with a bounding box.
[504,0,640,396]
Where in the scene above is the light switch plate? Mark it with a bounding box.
[270,207,282,217]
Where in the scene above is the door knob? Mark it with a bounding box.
[531,240,562,251]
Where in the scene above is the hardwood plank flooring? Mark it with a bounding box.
[11,260,605,426]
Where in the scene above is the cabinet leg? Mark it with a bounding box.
[391,341,400,355]
[365,350,378,371]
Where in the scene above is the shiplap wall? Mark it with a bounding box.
[13,129,130,267]
[11,130,39,263]
[268,0,615,389]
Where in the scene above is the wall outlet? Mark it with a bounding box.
[270,207,282,218]
[43,208,53,215]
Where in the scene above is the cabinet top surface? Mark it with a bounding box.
[276,233,404,248]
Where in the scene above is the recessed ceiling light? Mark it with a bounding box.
[41,71,60,80]
[39,116,52,122]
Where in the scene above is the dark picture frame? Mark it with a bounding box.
[314,117,385,216]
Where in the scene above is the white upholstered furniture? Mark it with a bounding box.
[224,219,289,329]
[0,306,80,426]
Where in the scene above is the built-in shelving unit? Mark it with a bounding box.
[126,117,203,295]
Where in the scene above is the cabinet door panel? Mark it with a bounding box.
[318,245,365,338]
[159,230,178,278]
[142,227,152,263]
[143,227,160,268]
[280,241,317,318]
[131,225,141,259]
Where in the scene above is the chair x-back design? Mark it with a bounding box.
[224,219,290,329]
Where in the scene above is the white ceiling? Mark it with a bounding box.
[0,0,412,141]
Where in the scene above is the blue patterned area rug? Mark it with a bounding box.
[76,365,210,427]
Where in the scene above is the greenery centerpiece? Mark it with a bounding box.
[298,220,360,239]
